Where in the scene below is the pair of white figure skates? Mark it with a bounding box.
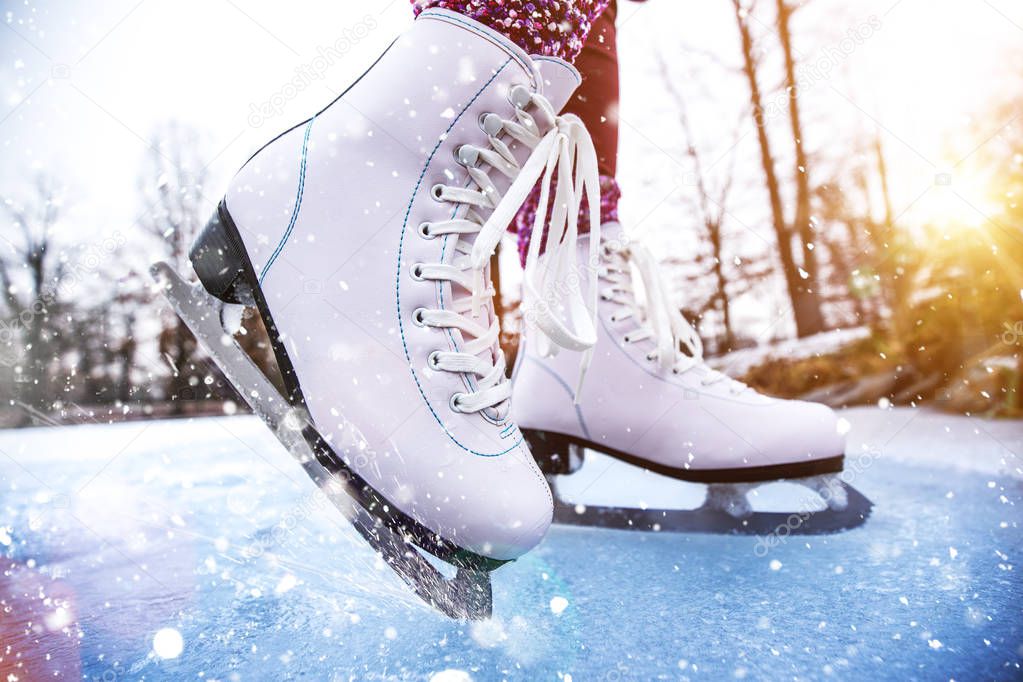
[155,10,856,619]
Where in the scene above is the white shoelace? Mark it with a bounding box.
[601,239,749,395]
[416,82,601,418]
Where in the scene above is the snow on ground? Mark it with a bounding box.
[1,407,1021,680]
[707,326,872,377]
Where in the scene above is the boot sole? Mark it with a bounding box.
[190,200,505,572]
[522,428,844,483]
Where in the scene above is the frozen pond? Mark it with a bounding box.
[1,407,1021,680]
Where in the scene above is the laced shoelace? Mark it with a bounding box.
[414,81,601,419]
[600,240,750,395]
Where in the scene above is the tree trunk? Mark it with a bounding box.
[732,0,824,337]
[490,247,503,325]
[776,0,825,336]
[709,226,735,350]
[872,133,908,347]
[21,247,47,411]
[119,312,136,403]
[776,1,815,277]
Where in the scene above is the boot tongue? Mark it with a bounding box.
[531,56,582,113]
[597,220,625,249]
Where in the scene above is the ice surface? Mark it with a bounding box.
[1,407,1021,680]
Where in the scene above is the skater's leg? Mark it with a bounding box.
[411,0,611,61]
[512,2,622,264]
[566,1,620,179]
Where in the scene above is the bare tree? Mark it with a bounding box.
[776,0,820,290]
[812,177,866,324]
[656,53,772,351]
[869,132,914,346]
[732,0,826,337]
[139,122,214,412]
[814,132,914,337]
[0,175,67,417]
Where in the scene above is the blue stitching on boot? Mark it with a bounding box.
[260,116,315,284]
[397,60,523,457]
[525,356,592,440]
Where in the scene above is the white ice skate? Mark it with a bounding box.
[153,9,601,618]
[512,222,871,535]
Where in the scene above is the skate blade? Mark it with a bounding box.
[527,429,870,535]
[150,261,493,619]
[547,475,873,536]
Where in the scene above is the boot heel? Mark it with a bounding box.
[522,429,584,475]
[189,201,256,305]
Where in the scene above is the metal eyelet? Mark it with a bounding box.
[645,352,656,361]
[481,112,503,137]
[449,392,466,413]
[428,351,441,370]
[455,144,479,167]
[418,222,434,239]
[508,84,531,109]
[431,184,445,201]
[410,263,425,281]
[412,308,428,327]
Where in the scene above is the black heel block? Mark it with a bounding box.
[189,201,257,306]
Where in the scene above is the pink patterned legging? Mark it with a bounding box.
[412,0,627,263]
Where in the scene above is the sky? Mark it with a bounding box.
[1,0,1021,338]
